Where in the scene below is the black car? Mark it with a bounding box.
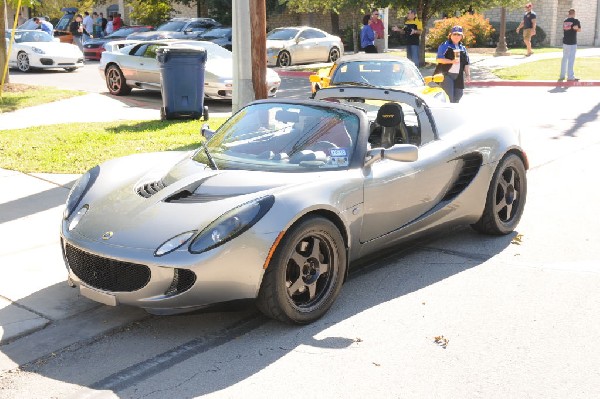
[126,17,221,41]
[82,25,155,60]
[197,26,232,50]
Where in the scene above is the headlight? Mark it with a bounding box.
[155,231,196,257]
[64,166,99,219]
[434,91,448,102]
[189,195,275,254]
[68,205,88,231]
[32,47,45,54]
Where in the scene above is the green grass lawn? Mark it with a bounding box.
[494,57,600,80]
[0,118,227,174]
[0,84,85,113]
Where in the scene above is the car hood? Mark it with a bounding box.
[20,42,81,54]
[71,158,318,249]
[205,58,280,83]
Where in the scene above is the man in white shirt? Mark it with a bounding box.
[82,12,94,37]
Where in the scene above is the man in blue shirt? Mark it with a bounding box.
[34,17,54,37]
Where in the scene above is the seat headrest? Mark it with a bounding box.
[376,102,403,127]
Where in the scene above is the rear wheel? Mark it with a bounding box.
[105,65,131,96]
[472,154,527,235]
[17,52,31,72]
[276,51,291,67]
[256,216,347,324]
[328,47,340,62]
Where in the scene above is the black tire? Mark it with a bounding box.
[17,52,31,72]
[328,47,340,62]
[105,65,131,96]
[276,50,291,67]
[256,216,347,324]
[472,153,527,235]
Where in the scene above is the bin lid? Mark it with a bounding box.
[156,46,207,61]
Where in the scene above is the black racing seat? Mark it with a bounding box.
[373,102,409,148]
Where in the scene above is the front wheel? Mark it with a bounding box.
[17,52,31,72]
[471,153,527,235]
[276,51,291,67]
[105,65,131,96]
[256,216,347,324]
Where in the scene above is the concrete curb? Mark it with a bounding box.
[468,80,600,87]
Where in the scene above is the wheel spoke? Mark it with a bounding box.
[287,276,305,296]
[290,251,307,268]
[306,282,317,300]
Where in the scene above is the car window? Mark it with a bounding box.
[55,13,74,30]
[143,44,163,58]
[267,28,299,40]
[12,30,53,43]
[132,44,149,56]
[194,103,360,172]
[300,29,325,40]
[332,61,424,87]
[157,21,186,31]
[199,27,230,39]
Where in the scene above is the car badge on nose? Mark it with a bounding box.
[102,231,114,240]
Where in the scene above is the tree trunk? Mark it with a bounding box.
[495,7,509,55]
[330,12,340,36]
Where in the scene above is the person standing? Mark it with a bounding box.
[105,16,114,36]
[100,13,108,36]
[401,10,422,66]
[93,12,103,38]
[361,14,377,53]
[33,17,53,37]
[434,25,471,103]
[370,9,385,53]
[560,9,581,81]
[516,3,537,56]
[70,14,91,52]
[82,12,94,39]
[113,13,123,31]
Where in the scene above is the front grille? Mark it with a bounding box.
[137,180,166,198]
[84,44,102,49]
[65,244,151,292]
[40,58,54,65]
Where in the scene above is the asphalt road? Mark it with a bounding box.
[2,69,600,398]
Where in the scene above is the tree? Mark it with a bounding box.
[127,0,174,26]
[1,0,37,90]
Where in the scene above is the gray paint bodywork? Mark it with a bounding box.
[61,87,526,314]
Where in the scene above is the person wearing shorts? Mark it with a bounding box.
[516,3,537,56]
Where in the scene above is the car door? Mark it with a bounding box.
[360,106,462,243]
[299,29,328,63]
[132,43,164,87]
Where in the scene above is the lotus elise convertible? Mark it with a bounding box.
[60,86,528,324]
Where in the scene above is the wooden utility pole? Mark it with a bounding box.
[249,0,267,99]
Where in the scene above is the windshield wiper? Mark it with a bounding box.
[201,142,218,170]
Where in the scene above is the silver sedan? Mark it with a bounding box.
[99,39,281,100]
[267,26,344,67]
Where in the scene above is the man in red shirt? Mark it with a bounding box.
[112,13,122,31]
[370,8,385,53]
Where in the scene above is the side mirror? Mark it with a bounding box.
[201,123,215,140]
[296,37,305,43]
[364,144,418,168]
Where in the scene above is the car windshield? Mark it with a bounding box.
[332,60,424,88]
[267,28,299,40]
[157,21,186,31]
[108,27,149,38]
[199,27,230,39]
[9,30,53,43]
[193,103,359,172]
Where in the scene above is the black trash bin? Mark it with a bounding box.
[157,46,208,120]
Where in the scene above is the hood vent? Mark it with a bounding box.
[165,192,239,204]
[442,153,483,201]
[136,179,167,198]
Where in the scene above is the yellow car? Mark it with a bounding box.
[309,53,448,102]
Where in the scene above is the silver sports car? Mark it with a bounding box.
[60,87,528,324]
[99,39,281,100]
[266,26,343,67]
